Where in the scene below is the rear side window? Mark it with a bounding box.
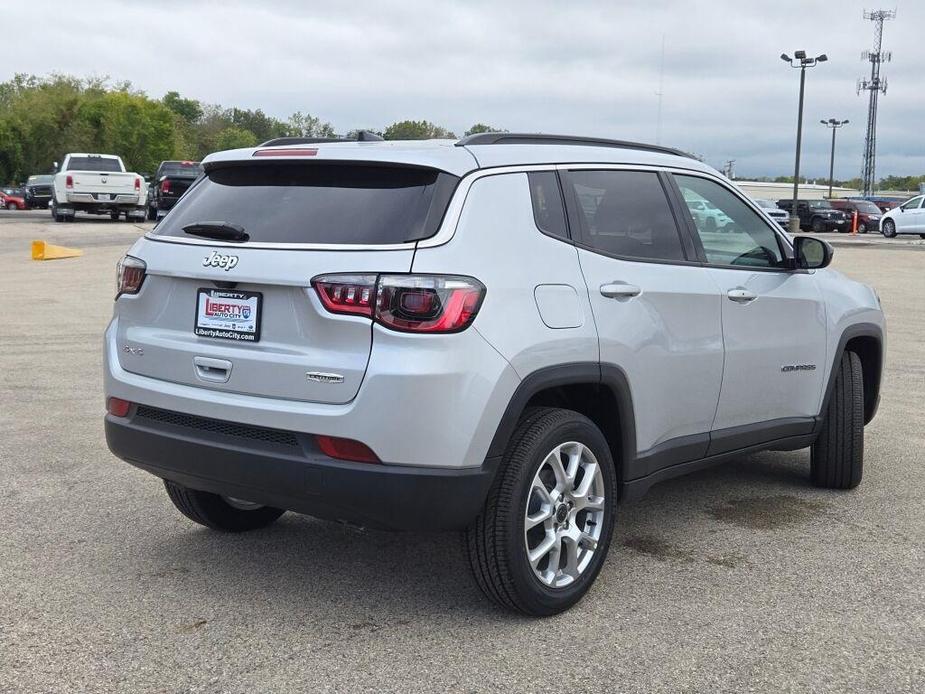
[562,170,685,262]
[527,172,568,239]
[66,157,122,172]
[154,163,458,245]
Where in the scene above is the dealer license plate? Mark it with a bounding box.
[194,289,262,342]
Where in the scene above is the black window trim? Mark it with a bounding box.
[558,167,703,268]
[665,171,801,274]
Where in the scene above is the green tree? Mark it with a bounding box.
[383,120,456,140]
[287,111,336,138]
[162,91,203,124]
[464,123,504,136]
[214,126,258,151]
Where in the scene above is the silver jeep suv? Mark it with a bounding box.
[105,133,884,615]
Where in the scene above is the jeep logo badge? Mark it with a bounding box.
[202,251,239,271]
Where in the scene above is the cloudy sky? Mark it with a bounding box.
[3,0,922,179]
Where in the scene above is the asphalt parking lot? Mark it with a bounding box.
[1,210,923,693]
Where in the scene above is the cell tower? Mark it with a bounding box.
[857,9,895,196]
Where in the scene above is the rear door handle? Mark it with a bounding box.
[727,288,757,304]
[600,283,642,299]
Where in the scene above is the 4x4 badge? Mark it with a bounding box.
[202,251,239,271]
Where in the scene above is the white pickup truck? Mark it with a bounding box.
[50,153,148,222]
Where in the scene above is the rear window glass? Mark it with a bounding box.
[160,162,203,178]
[154,163,457,245]
[66,157,122,172]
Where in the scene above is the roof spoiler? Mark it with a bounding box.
[259,131,383,147]
[455,132,694,159]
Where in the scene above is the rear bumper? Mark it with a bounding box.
[106,407,498,530]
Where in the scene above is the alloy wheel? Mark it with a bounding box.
[524,441,606,588]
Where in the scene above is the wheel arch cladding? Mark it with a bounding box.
[486,363,636,485]
[823,323,883,426]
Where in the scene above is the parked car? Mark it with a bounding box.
[752,198,790,227]
[879,194,925,239]
[24,174,55,209]
[50,153,147,222]
[864,196,903,213]
[147,160,203,220]
[684,198,733,232]
[827,199,882,233]
[0,188,27,210]
[104,133,884,616]
[777,198,850,232]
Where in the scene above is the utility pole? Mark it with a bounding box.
[821,118,849,198]
[781,51,827,233]
[858,9,894,197]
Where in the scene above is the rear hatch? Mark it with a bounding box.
[116,160,458,404]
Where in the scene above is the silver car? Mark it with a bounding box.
[105,133,885,615]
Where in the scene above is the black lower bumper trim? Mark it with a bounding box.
[105,412,498,531]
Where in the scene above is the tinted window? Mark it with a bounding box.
[900,196,923,210]
[562,170,685,261]
[527,172,568,239]
[160,162,203,178]
[66,157,123,172]
[154,163,457,244]
[675,175,784,268]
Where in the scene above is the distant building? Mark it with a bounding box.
[731,180,859,201]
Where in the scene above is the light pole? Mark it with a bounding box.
[781,51,828,233]
[821,118,849,198]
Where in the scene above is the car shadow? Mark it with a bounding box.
[138,449,818,619]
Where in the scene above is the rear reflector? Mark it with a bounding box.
[312,274,377,317]
[161,179,171,194]
[315,435,380,463]
[116,255,146,298]
[108,397,132,417]
[253,148,319,157]
[65,175,74,189]
[134,177,141,191]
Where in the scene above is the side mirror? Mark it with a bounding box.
[52,161,59,172]
[793,236,833,269]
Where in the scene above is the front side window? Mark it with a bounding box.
[674,174,785,269]
[561,170,685,262]
[900,196,923,210]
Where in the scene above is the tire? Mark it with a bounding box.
[465,407,617,616]
[147,205,157,221]
[882,219,897,238]
[6,202,17,210]
[811,351,864,489]
[858,223,867,233]
[110,211,120,221]
[811,217,825,233]
[919,234,925,240]
[163,480,285,532]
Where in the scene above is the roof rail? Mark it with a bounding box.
[260,130,383,147]
[455,132,694,159]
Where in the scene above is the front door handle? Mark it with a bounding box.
[727,288,757,303]
[600,283,642,299]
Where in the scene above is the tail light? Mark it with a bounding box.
[312,274,377,317]
[116,255,146,298]
[161,179,171,194]
[311,274,485,333]
[65,175,73,189]
[134,177,141,192]
[315,435,380,463]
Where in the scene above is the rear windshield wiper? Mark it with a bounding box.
[183,221,249,242]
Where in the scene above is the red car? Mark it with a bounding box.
[828,198,884,234]
[0,189,27,210]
